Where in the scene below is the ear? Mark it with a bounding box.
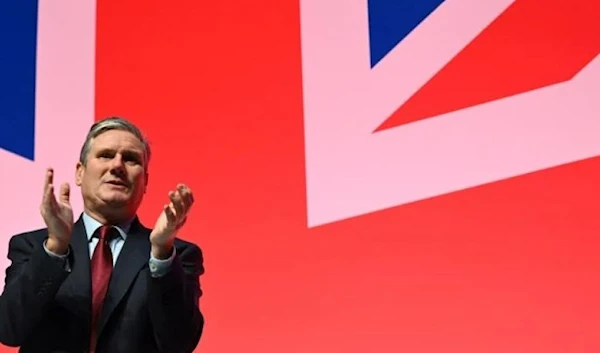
[75,161,84,186]
[144,171,149,193]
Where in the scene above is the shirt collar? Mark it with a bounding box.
[81,212,133,242]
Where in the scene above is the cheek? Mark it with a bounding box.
[82,171,107,191]
[130,168,146,187]
[82,164,105,182]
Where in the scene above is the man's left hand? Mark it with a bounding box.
[150,184,194,259]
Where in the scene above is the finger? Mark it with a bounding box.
[177,184,194,212]
[41,183,53,212]
[43,168,53,196]
[163,204,177,224]
[169,190,185,217]
[59,183,71,204]
[173,185,189,215]
[40,185,58,219]
[42,169,58,209]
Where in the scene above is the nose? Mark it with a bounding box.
[109,154,126,176]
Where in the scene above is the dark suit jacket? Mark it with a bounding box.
[0,216,204,353]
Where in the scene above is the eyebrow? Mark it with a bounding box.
[96,148,143,158]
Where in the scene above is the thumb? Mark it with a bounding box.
[59,183,70,204]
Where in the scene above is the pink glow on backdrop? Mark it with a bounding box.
[0,0,96,287]
[300,0,600,227]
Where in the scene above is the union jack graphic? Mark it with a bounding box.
[300,0,600,227]
[0,0,95,284]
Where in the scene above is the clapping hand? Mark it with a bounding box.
[40,168,74,254]
[150,184,194,259]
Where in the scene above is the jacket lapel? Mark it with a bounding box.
[55,217,92,321]
[97,219,151,335]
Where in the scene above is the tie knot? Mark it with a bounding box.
[96,225,118,241]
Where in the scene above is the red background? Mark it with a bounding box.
[4,1,600,352]
[96,1,600,352]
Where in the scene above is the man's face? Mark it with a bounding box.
[76,129,148,219]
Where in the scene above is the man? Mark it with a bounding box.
[0,117,204,352]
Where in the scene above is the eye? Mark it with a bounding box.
[123,153,142,165]
[98,151,114,159]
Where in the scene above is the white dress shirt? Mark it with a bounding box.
[43,212,175,278]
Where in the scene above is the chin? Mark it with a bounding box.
[100,193,131,206]
[105,197,130,205]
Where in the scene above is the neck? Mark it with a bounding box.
[83,207,136,226]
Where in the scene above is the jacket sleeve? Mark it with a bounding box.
[147,242,204,353]
[0,233,71,346]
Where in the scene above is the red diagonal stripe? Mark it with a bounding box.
[376,0,600,132]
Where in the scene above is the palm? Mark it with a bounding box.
[44,198,74,236]
[40,169,74,242]
[150,210,176,246]
[150,184,194,247]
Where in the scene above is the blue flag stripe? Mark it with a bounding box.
[0,0,38,160]
[368,0,446,67]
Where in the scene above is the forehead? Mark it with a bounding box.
[90,129,144,152]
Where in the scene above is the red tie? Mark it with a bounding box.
[89,225,116,352]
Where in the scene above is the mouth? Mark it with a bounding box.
[105,180,129,188]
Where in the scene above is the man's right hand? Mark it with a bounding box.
[40,168,74,255]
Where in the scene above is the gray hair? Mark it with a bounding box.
[79,116,151,170]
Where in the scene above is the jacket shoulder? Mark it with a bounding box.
[173,237,203,258]
[173,236,200,249]
[9,227,49,243]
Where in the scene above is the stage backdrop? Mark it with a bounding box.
[1,0,599,352]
